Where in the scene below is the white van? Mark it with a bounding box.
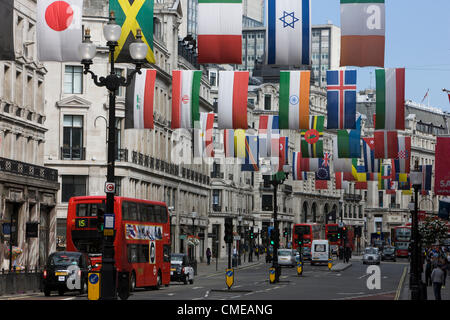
[311,240,330,265]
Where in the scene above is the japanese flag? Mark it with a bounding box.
[37,0,83,62]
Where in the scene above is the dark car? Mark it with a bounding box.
[170,253,194,284]
[381,246,396,262]
[42,251,89,296]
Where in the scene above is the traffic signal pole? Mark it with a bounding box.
[271,179,281,283]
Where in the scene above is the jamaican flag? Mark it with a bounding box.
[300,116,324,158]
[109,0,155,64]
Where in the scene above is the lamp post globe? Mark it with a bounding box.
[129,29,148,62]
[79,28,97,62]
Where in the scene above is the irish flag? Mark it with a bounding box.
[375,68,405,130]
[279,70,311,129]
[172,70,202,129]
[340,0,385,67]
[218,71,249,129]
[197,0,242,64]
[125,69,156,129]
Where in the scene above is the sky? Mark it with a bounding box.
[311,0,450,112]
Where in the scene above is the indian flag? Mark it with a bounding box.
[218,71,249,129]
[125,69,156,129]
[172,70,202,129]
[375,68,405,130]
[340,0,385,67]
[197,0,242,64]
[279,70,311,129]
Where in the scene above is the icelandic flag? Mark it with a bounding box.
[326,70,357,129]
[241,135,259,171]
[266,0,311,65]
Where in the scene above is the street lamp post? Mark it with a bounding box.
[78,12,148,300]
[191,210,197,275]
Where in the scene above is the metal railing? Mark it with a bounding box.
[0,268,42,296]
[0,157,58,182]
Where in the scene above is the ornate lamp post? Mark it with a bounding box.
[78,12,148,300]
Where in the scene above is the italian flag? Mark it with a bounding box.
[279,70,311,129]
[218,71,249,129]
[375,68,405,130]
[172,70,202,129]
[125,69,156,129]
[197,0,242,64]
[340,0,385,67]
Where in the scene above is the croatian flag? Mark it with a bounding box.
[265,0,311,65]
[327,70,357,129]
[393,136,411,173]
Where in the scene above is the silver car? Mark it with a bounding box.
[363,247,381,265]
[277,249,297,267]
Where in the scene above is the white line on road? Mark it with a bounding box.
[204,290,210,298]
[192,286,204,289]
[336,292,364,295]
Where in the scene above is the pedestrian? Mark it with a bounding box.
[431,264,446,300]
[425,258,432,286]
[206,248,211,265]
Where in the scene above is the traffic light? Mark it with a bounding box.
[97,209,105,233]
[250,228,254,239]
[297,233,303,247]
[342,227,348,239]
[224,217,233,243]
[283,227,288,237]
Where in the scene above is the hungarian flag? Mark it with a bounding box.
[374,130,398,159]
[125,69,156,129]
[0,0,14,60]
[224,129,235,157]
[279,71,311,129]
[336,116,361,158]
[300,116,324,158]
[109,0,155,64]
[259,115,279,158]
[197,0,242,64]
[335,172,349,190]
[218,71,249,129]
[340,0,385,67]
[265,0,311,66]
[326,70,357,129]
[171,70,202,129]
[393,136,411,173]
[37,0,83,62]
[194,113,215,158]
[241,135,259,172]
[375,68,405,130]
[292,152,308,180]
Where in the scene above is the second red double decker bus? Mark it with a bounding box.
[66,196,171,291]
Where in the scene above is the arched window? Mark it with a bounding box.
[302,202,308,223]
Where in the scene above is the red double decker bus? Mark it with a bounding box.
[392,226,411,258]
[325,224,340,254]
[66,196,171,291]
[292,223,322,251]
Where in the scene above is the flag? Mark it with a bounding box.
[292,152,308,180]
[374,130,398,159]
[279,70,311,129]
[0,0,14,60]
[218,71,249,129]
[340,0,385,67]
[421,89,429,104]
[171,70,202,129]
[336,116,361,158]
[224,129,235,157]
[234,129,246,159]
[277,137,289,173]
[197,0,242,64]
[109,0,155,64]
[194,113,215,158]
[332,138,353,172]
[125,69,156,129]
[420,165,432,191]
[335,172,349,190]
[362,137,381,173]
[241,135,259,171]
[435,137,450,196]
[300,116,324,158]
[393,136,411,173]
[397,173,411,191]
[326,70,357,129]
[315,180,328,190]
[37,0,83,62]
[109,0,155,63]
[258,115,279,157]
[375,68,405,130]
[378,164,393,190]
[315,157,330,181]
[265,0,311,65]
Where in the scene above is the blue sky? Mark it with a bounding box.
[311,0,450,112]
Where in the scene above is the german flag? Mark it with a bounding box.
[109,0,155,64]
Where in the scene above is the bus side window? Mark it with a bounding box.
[77,204,87,217]
[122,201,129,220]
[140,204,151,222]
[128,202,138,221]
[163,245,170,262]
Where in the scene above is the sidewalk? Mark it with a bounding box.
[399,266,450,300]
[196,255,263,277]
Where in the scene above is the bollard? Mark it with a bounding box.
[226,268,234,289]
[88,272,101,300]
[269,267,276,284]
[328,258,333,271]
[297,261,303,276]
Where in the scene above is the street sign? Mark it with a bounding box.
[225,268,234,289]
[88,272,100,300]
[104,214,115,229]
[104,182,115,193]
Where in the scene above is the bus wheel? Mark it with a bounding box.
[130,271,136,292]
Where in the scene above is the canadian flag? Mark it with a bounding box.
[37,0,83,62]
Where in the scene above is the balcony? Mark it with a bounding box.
[212,204,221,212]
[0,157,58,182]
[60,147,85,160]
[343,193,362,202]
[115,148,128,162]
[178,40,199,69]
[211,171,224,179]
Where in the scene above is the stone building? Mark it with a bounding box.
[0,0,59,271]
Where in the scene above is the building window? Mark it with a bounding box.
[262,195,273,211]
[264,94,271,110]
[61,175,87,202]
[209,71,217,87]
[378,191,383,208]
[64,65,83,94]
[63,115,84,160]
